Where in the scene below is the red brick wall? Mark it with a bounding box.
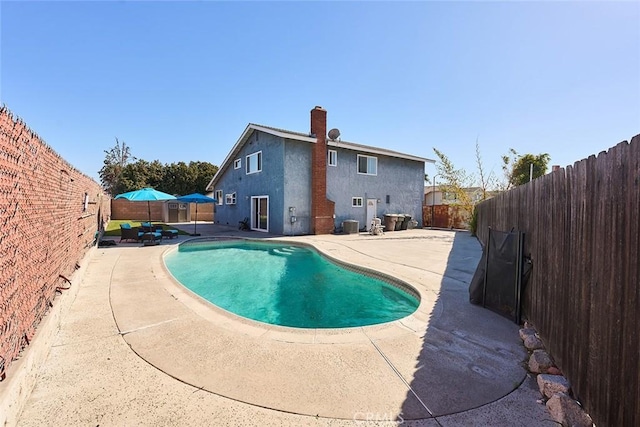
[0,106,110,380]
[310,106,335,234]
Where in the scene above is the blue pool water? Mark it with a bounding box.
[164,239,419,328]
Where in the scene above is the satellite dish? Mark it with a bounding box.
[328,128,341,141]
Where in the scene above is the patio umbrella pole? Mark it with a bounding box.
[193,203,199,236]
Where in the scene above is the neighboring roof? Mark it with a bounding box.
[206,123,435,191]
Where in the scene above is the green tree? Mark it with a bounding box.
[145,160,166,190]
[100,140,218,196]
[106,157,218,196]
[118,159,166,193]
[99,138,135,196]
[502,149,551,188]
[162,162,193,196]
[433,142,498,234]
[190,161,219,193]
[433,147,474,212]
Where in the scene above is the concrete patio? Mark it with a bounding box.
[13,224,553,426]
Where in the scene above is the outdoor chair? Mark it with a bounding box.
[369,217,385,236]
[135,222,161,245]
[119,223,143,243]
[140,230,162,246]
[239,217,250,230]
[161,229,179,239]
[140,222,162,233]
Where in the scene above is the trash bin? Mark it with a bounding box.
[400,214,411,230]
[384,214,398,232]
[394,214,405,231]
[342,220,359,234]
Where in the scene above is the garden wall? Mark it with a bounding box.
[0,106,110,381]
[111,199,214,222]
[475,135,639,427]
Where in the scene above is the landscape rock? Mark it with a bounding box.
[546,392,593,427]
[537,374,571,399]
[528,349,554,374]
[547,366,562,375]
[524,334,544,350]
[519,327,536,341]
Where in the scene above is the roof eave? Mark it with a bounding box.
[206,124,254,191]
[206,124,436,191]
[327,140,434,163]
[250,124,317,143]
[206,124,319,191]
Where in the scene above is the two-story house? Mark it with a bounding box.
[206,106,434,235]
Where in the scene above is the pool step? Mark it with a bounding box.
[270,248,293,257]
[270,247,304,257]
[280,247,301,253]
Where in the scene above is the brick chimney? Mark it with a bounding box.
[310,106,335,234]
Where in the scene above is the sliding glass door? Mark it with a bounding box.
[251,196,269,232]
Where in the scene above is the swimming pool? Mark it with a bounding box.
[164,239,420,328]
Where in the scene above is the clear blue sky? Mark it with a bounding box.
[2,1,639,185]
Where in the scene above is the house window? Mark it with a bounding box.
[357,154,377,175]
[246,151,262,174]
[234,158,241,169]
[352,197,363,207]
[328,150,337,167]
[215,190,223,205]
[225,192,236,205]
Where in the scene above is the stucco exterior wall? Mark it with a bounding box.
[282,140,313,235]
[212,131,285,232]
[327,148,425,228]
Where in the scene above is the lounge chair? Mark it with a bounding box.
[140,231,162,245]
[161,229,179,239]
[119,223,142,242]
[140,222,162,233]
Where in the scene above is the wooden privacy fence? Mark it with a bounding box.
[475,136,639,427]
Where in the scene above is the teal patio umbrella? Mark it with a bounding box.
[115,187,176,223]
[176,193,217,236]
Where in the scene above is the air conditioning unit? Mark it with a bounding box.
[342,220,359,234]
